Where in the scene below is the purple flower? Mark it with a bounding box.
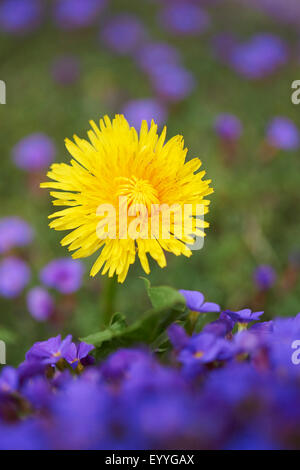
[159,2,210,36]
[0,257,30,298]
[21,376,52,410]
[253,265,277,290]
[167,324,189,351]
[266,117,300,151]
[0,0,43,35]
[230,34,288,80]
[49,380,109,450]
[135,42,181,75]
[224,309,264,324]
[26,287,54,322]
[0,217,33,254]
[179,333,233,366]
[51,55,80,86]
[54,0,106,30]
[203,312,235,337]
[25,334,73,365]
[40,258,84,294]
[122,99,167,130]
[0,367,19,394]
[101,348,152,382]
[150,64,195,103]
[179,289,220,313]
[214,113,243,141]
[101,15,146,55]
[250,320,273,338]
[12,133,56,171]
[64,342,95,368]
[0,420,47,450]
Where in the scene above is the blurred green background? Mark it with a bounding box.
[1,0,300,365]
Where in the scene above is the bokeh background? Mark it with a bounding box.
[1,0,300,365]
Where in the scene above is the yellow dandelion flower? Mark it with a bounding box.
[41,115,213,283]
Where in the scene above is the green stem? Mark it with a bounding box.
[101,277,118,327]
[187,310,199,335]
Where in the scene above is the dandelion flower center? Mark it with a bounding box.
[116,176,159,209]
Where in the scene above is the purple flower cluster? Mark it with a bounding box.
[254,265,277,290]
[40,258,84,294]
[0,257,30,298]
[159,1,210,36]
[122,99,167,130]
[101,14,146,56]
[26,287,54,322]
[0,217,33,254]
[54,0,107,31]
[214,113,243,142]
[12,133,56,171]
[2,305,300,449]
[0,0,44,35]
[214,33,289,80]
[266,117,300,151]
[100,9,196,128]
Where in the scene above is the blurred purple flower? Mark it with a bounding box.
[250,320,273,338]
[266,117,300,150]
[203,312,235,337]
[21,376,52,410]
[40,258,84,294]
[253,265,277,290]
[0,257,30,298]
[101,14,146,55]
[0,217,33,254]
[0,367,19,395]
[0,0,44,35]
[179,289,220,313]
[54,0,106,30]
[135,41,181,74]
[122,99,167,130]
[26,334,73,365]
[224,309,264,324]
[12,133,56,171]
[0,420,47,450]
[179,332,233,366]
[229,34,288,80]
[159,2,210,36]
[101,348,152,382]
[214,113,243,141]
[150,64,195,103]
[26,287,55,322]
[167,324,189,351]
[51,55,80,86]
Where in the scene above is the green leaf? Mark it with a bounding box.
[80,280,186,359]
[141,277,186,310]
[0,328,17,344]
[80,312,127,347]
